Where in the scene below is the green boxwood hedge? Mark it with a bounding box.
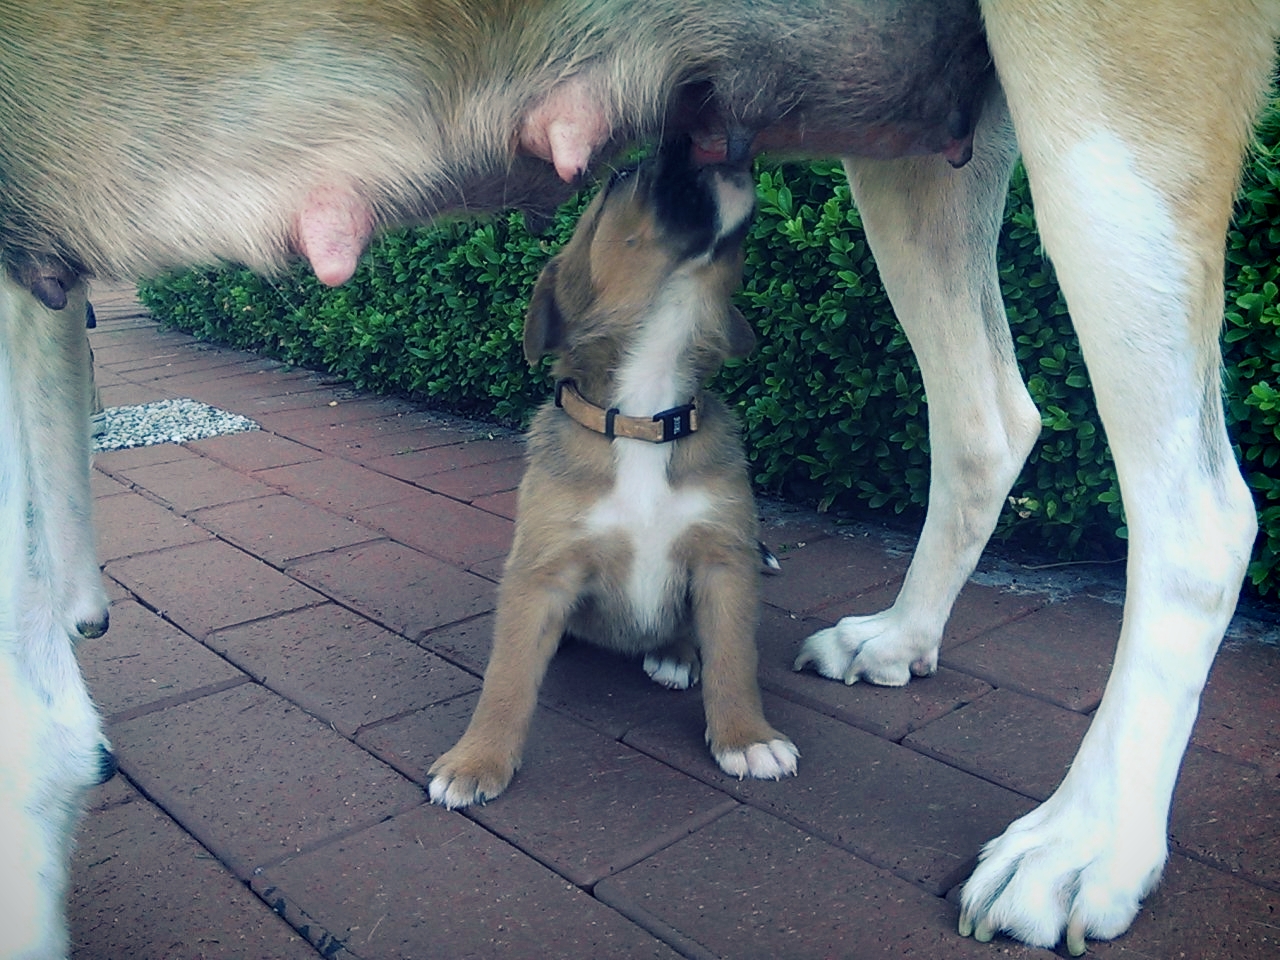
[138,105,1280,597]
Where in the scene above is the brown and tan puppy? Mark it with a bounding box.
[428,142,798,808]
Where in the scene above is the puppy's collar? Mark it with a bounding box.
[555,379,698,443]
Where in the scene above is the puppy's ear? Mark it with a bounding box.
[524,259,564,366]
[725,305,756,358]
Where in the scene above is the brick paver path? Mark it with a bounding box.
[70,282,1280,959]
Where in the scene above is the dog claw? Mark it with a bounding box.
[973,917,995,943]
[1066,917,1088,957]
[957,902,997,945]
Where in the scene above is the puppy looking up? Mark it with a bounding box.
[429,140,798,808]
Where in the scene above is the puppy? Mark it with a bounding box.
[428,141,798,808]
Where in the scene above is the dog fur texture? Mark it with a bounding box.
[428,144,797,809]
[1,1,1277,956]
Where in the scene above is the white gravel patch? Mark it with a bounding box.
[92,398,259,452]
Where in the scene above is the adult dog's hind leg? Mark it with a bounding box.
[795,85,1041,685]
[0,276,112,959]
[958,2,1275,953]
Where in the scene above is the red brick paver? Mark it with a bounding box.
[69,282,1280,960]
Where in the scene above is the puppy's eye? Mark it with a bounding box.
[607,165,637,190]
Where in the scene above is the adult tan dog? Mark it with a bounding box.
[1,1,1276,957]
[429,141,797,809]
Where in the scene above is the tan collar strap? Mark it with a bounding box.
[555,379,698,443]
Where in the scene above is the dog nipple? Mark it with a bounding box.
[295,183,374,286]
[520,75,612,182]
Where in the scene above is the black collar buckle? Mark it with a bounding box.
[652,402,697,442]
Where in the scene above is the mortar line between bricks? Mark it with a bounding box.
[161,478,396,561]
[354,688,483,743]
[765,793,982,896]
[250,535,389,571]
[359,462,526,511]
[330,437,521,473]
[1169,844,1280,896]
[935,657,1103,715]
[592,882,723,960]
[617,729,980,901]
[97,762,343,958]
[190,428,328,469]
[320,457,524,531]
[125,751,425,885]
[250,800,431,879]
[944,599,1056,653]
[199,597,334,642]
[104,471,408,622]
[95,765,311,945]
[585,797,741,891]
[250,878,357,960]
[265,568,495,648]
[105,675,254,724]
[449,790,741,895]
[804,573,907,620]
[412,610,499,650]
[758,675,996,745]
[903,736,1053,804]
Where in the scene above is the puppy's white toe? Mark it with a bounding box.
[427,774,485,810]
[643,653,699,689]
[714,738,799,780]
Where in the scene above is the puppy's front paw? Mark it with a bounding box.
[712,737,799,781]
[427,746,518,810]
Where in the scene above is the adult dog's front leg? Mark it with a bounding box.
[795,85,1041,686]
[0,276,113,960]
[957,2,1275,953]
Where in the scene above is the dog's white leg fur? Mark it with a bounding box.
[794,85,1041,685]
[954,2,1276,953]
[0,275,112,959]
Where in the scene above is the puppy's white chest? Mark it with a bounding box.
[586,442,711,630]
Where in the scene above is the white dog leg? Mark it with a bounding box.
[0,276,112,959]
[794,85,1042,685]
[958,2,1275,952]
[5,280,109,639]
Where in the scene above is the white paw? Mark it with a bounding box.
[426,749,518,810]
[792,610,938,686]
[958,799,1165,955]
[427,772,491,810]
[713,738,800,780]
[643,652,700,690]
